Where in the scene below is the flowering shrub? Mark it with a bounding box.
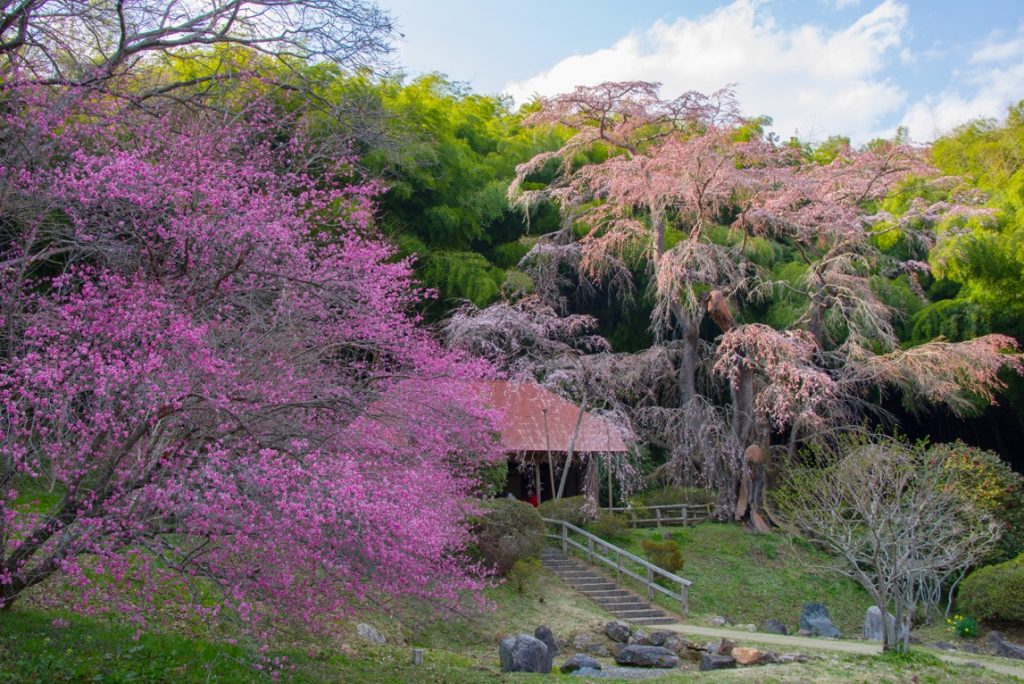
[0,89,502,635]
[946,614,979,639]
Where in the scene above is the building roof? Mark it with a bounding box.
[472,379,628,453]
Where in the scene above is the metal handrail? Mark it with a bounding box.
[542,517,691,615]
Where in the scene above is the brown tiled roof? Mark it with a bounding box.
[471,379,628,453]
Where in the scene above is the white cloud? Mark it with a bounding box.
[900,26,1024,141]
[503,0,910,144]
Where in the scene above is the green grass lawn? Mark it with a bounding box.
[581,522,874,635]
[3,521,1020,683]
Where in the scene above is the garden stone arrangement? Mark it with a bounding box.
[501,623,814,675]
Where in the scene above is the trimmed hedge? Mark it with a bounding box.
[471,499,545,576]
[538,495,588,526]
[958,553,1024,624]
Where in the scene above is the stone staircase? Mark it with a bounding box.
[540,548,676,626]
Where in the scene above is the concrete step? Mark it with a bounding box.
[629,616,677,625]
[575,582,617,591]
[598,597,643,610]
[613,608,665,619]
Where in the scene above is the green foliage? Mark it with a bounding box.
[926,102,1024,341]
[422,250,504,306]
[537,495,589,526]
[474,462,509,499]
[958,553,1024,624]
[586,511,629,541]
[910,298,991,344]
[946,613,979,639]
[640,538,685,574]
[933,440,1024,563]
[505,557,542,595]
[469,499,545,576]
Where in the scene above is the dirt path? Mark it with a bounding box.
[658,622,1024,680]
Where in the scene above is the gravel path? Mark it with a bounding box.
[657,622,1024,680]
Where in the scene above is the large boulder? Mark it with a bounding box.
[604,620,632,643]
[800,602,841,638]
[499,634,551,673]
[560,654,601,673]
[647,631,675,647]
[989,631,1024,661]
[535,626,559,658]
[614,645,680,668]
[699,654,737,671]
[763,619,789,635]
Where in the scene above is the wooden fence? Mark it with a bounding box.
[543,517,692,615]
[602,503,712,528]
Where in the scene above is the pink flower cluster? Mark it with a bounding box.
[0,89,502,634]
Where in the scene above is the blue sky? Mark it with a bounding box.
[379,0,1024,143]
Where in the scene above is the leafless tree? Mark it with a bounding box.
[0,0,395,96]
[774,435,1000,652]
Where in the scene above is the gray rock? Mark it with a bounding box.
[863,606,907,642]
[614,645,680,668]
[763,619,789,635]
[561,653,601,673]
[777,653,810,664]
[800,602,841,638]
[356,623,386,644]
[989,631,1024,661]
[572,667,604,677]
[932,641,957,651]
[709,615,729,626]
[499,634,552,674]
[604,620,632,643]
[699,653,737,671]
[628,629,650,645]
[573,633,611,657]
[647,631,674,647]
[712,638,736,656]
[535,625,559,658]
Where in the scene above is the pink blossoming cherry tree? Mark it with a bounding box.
[0,90,502,634]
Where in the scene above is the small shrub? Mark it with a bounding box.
[945,614,979,639]
[506,558,542,595]
[538,496,588,526]
[587,511,629,540]
[933,441,1024,563]
[958,553,1024,624]
[470,499,545,576]
[640,538,684,574]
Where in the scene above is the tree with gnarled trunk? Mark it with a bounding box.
[509,81,1022,525]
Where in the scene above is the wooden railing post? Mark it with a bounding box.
[682,583,689,615]
[655,507,662,527]
[561,524,567,552]
[587,537,594,562]
[682,505,688,527]
[646,567,654,601]
[615,550,621,581]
